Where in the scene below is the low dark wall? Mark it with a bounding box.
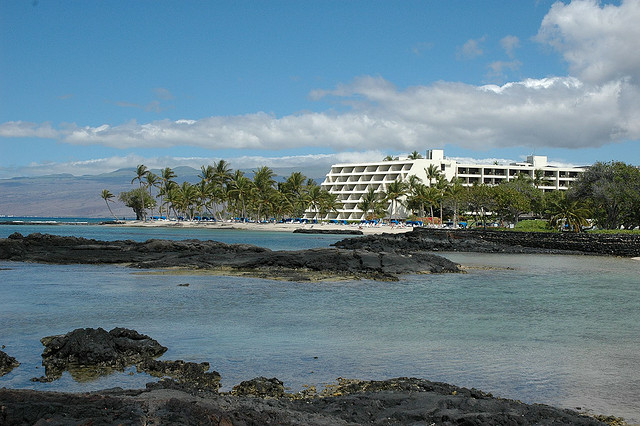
[412,228,640,257]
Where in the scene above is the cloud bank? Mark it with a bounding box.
[0,151,389,179]
[2,0,639,170]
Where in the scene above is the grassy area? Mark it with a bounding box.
[589,229,640,234]
[512,220,554,232]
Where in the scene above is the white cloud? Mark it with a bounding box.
[2,72,638,154]
[153,87,174,100]
[0,152,387,179]
[536,0,640,84]
[411,41,434,56]
[500,35,520,58]
[4,1,640,166]
[486,60,522,82]
[0,121,59,139]
[457,36,486,60]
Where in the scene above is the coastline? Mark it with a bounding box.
[1,226,638,423]
[0,327,624,425]
[105,219,415,235]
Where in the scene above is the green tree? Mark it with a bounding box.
[466,183,493,228]
[444,177,466,226]
[119,188,156,220]
[382,179,407,220]
[533,169,550,189]
[424,164,441,186]
[492,175,541,224]
[435,176,449,224]
[158,167,176,218]
[570,161,640,229]
[228,171,253,220]
[547,192,591,232]
[172,181,199,220]
[213,160,233,186]
[199,165,215,184]
[358,187,383,220]
[100,189,119,220]
[306,185,324,220]
[131,164,149,188]
[383,155,399,161]
[145,172,159,218]
[407,150,423,160]
[281,171,309,218]
[318,191,341,220]
[252,166,277,221]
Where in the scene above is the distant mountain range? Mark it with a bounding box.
[0,166,327,218]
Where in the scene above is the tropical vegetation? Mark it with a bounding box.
[103,158,640,232]
[109,162,339,223]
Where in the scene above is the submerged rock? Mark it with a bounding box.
[0,350,20,376]
[137,359,221,392]
[35,327,167,381]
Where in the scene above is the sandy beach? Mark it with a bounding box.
[109,219,416,235]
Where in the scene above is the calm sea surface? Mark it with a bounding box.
[1,220,639,422]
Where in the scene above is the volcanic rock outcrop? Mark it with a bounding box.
[0,350,20,376]
[0,232,461,280]
[0,377,613,425]
[334,227,640,257]
[33,327,168,382]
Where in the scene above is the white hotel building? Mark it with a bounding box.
[308,149,587,221]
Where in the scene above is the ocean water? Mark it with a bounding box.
[1,223,639,422]
[0,219,345,250]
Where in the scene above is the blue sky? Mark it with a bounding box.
[1,0,639,179]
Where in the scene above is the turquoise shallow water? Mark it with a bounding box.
[1,224,639,422]
[0,221,345,250]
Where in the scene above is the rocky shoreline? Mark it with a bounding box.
[0,232,461,281]
[0,328,622,425]
[334,227,640,257]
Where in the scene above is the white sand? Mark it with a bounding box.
[110,219,414,235]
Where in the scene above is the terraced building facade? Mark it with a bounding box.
[307,149,587,221]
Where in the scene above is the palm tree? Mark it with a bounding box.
[174,181,199,220]
[407,150,423,160]
[282,171,308,218]
[383,179,407,220]
[252,166,276,221]
[163,180,180,219]
[435,176,449,224]
[100,189,119,220]
[533,169,552,189]
[424,186,440,221]
[383,155,399,161]
[358,187,381,220]
[424,164,441,187]
[131,164,149,187]
[213,159,233,187]
[319,191,341,220]
[159,167,176,218]
[446,177,466,226]
[228,171,253,220]
[547,193,591,232]
[405,175,425,217]
[306,185,324,220]
[145,172,159,219]
[199,165,215,183]
[269,190,293,222]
